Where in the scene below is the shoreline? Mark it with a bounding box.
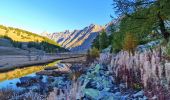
[0,55,86,73]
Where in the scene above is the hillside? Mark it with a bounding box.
[0,25,59,46]
[0,25,67,53]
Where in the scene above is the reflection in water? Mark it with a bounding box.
[0,60,60,82]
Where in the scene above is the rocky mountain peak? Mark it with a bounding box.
[44,21,118,52]
[41,31,49,37]
[45,23,104,52]
[64,30,70,34]
[88,24,104,32]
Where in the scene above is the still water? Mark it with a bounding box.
[0,60,60,89]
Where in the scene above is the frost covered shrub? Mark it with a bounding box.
[89,47,100,59]
[0,88,16,100]
[99,53,112,64]
[10,91,46,100]
[0,88,46,100]
[87,47,100,63]
[111,49,170,99]
[47,81,83,100]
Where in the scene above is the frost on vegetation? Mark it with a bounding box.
[47,81,83,100]
[111,49,170,99]
[0,89,46,100]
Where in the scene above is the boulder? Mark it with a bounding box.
[133,90,144,98]
[80,64,114,93]
[17,76,42,87]
[83,88,115,100]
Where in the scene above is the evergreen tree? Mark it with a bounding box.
[111,31,124,53]
[99,30,109,50]
[92,35,100,49]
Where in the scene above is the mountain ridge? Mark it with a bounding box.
[44,20,121,52]
[43,24,104,52]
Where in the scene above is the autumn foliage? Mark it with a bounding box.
[123,33,138,54]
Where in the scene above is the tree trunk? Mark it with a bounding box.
[158,12,170,41]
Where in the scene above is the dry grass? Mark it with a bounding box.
[0,88,16,100]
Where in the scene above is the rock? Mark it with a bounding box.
[91,78,112,91]
[112,92,121,100]
[83,88,100,99]
[109,87,120,93]
[151,95,157,100]
[92,64,100,74]
[133,90,144,98]
[83,88,115,100]
[47,76,55,83]
[80,63,114,92]
[85,79,98,89]
[119,83,127,92]
[120,95,129,100]
[136,40,160,52]
[143,96,148,100]
[99,91,115,100]
[36,70,68,77]
[99,53,111,64]
[52,77,70,89]
[17,76,42,87]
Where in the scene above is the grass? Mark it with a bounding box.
[0,25,60,46]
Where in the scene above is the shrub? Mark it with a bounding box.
[86,48,100,63]
[0,88,15,100]
[165,40,170,56]
[90,47,100,58]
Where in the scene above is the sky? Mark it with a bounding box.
[0,0,114,34]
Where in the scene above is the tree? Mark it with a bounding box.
[99,30,109,50]
[92,35,100,50]
[12,41,22,48]
[113,0,170,41]
[89,47,100,59]
[123,33,138,54]
[111,31,124,53]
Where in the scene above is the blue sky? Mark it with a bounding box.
[0,0,114,34]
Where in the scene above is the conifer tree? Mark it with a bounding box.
[99,30,109,50]
[113,0,170,41]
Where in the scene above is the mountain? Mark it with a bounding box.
[44,24,104,52]
[44,18,122,52]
